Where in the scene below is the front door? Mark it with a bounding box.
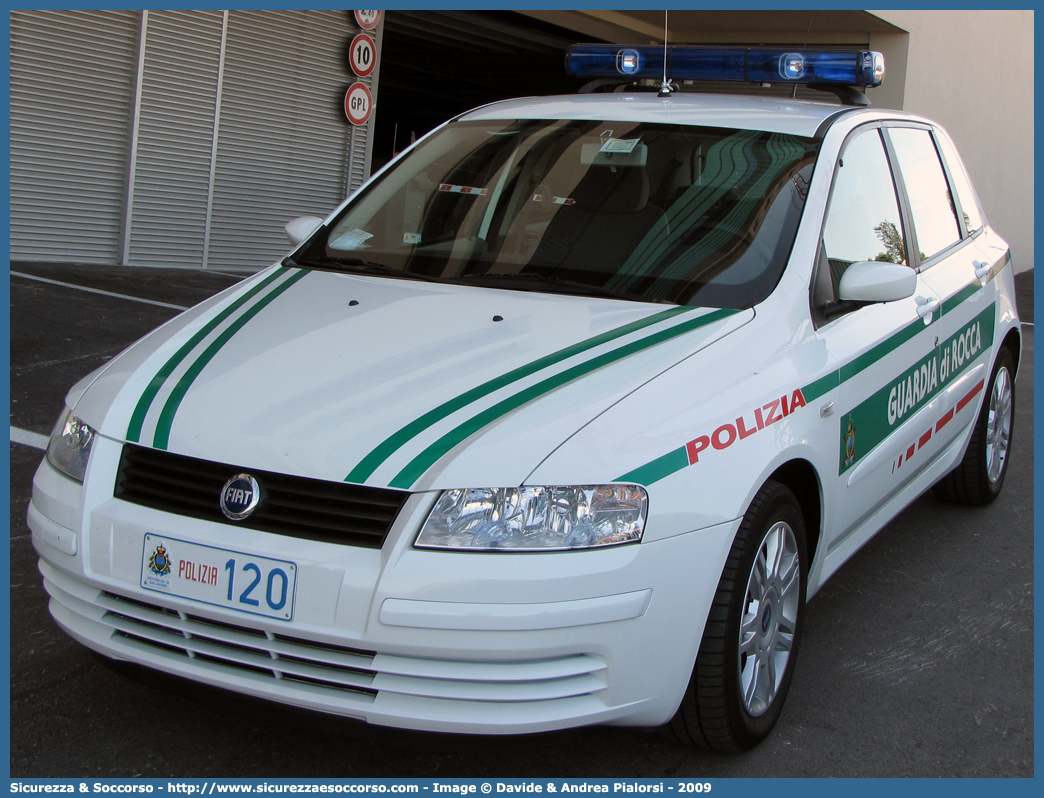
[814,126,941,552]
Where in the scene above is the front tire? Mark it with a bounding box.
[933,347,1015,505]
[666,480,807,752]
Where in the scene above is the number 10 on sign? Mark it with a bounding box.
[350,33,376,77]
[345,82,374,126]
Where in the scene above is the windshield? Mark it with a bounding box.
[293,118,819,307]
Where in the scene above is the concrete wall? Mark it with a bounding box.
[869,10,1034,273]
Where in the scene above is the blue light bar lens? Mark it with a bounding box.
[565,45,664,79]
[780,53,806,80]
[565,45,884,88]
[617,48,643,75]
[746,50,871,84]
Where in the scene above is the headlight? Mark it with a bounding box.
[46,408,96,483]
[415,485,648,551]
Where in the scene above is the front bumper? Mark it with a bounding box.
[30,436,738,735]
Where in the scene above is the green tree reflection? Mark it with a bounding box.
[873,220,906,264]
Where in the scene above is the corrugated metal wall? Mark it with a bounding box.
[10,10,140,264]
[128,10,225,268]
[206,9,368,271]
[9,9,379,271]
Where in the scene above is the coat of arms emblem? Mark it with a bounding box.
[148,544,172,577]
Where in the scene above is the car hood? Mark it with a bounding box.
[76,267,752,491]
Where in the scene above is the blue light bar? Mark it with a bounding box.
[565,45,885,88]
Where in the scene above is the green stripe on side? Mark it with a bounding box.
[941,281,981,317]
[838,314,930,385]
[839,273,992,386]
[616,280,995,488]
[801,371,840,404]
[990,251,1012,282]
[127,267,291,442]
[616,447,689,487]
[838,303,995,474]
[152,268,310,450]
[389,308,738,490]
[802,313,930,409]
[343,305,693,484]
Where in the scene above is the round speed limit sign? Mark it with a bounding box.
[354,10,381,31]
[344,82,374,126]
[349,33,376,77]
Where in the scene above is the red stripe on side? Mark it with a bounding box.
[956,379,986,415]
[935,408,955,432]
[906,444,916,461]
[918,429,933,449]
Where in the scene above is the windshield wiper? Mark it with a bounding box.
[283,255,443,283]
[455,272,675,304]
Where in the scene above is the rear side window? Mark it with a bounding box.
[888,127,962,261]
[936,132,984,235]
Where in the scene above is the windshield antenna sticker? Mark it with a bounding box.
[329,228,374,250]
[600,138,640,154]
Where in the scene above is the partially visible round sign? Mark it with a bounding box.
[344,81,374,126]
[354,10,381,31]
[349,33,376,78]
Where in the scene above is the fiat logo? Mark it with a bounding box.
[220,473,261,521]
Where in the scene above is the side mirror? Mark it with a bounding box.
[838,261,917,303]
[284,216,324,247]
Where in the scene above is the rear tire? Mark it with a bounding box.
[665,480,807,752]
[932,348,1015,505]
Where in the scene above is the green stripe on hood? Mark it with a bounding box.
[127,267,292,443]
[389,308,739,489]
[344,305,697,484]
[151,268,310,450]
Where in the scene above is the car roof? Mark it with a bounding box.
[456,91,862,139]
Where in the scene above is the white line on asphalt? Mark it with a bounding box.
[11,271,189,310]
[10,426,49,450]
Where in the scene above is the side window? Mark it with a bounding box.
[935,131,984,235]
[820,129,909,299]
[888,127,962,260]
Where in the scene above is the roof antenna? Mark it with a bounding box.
[794,15,813,99]
[658,10,674,97]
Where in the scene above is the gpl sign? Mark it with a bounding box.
[344,81,374,126]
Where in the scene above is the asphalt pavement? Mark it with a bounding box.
[7,262,1035,778]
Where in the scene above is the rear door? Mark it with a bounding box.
[886,124,997,462]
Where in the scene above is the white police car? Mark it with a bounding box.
[30,46,1021,751]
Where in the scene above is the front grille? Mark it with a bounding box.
[41,563,612,718]
[114,444,408,549]
[93,589,607,705]
[100,591,380,699]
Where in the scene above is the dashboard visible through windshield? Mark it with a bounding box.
[292,118,820,308]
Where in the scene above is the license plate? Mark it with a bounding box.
[140,534,297,621]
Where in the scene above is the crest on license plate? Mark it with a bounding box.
[148,543,172,576]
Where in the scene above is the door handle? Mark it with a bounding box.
[916,295,940,323]
[974,260,992,284]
